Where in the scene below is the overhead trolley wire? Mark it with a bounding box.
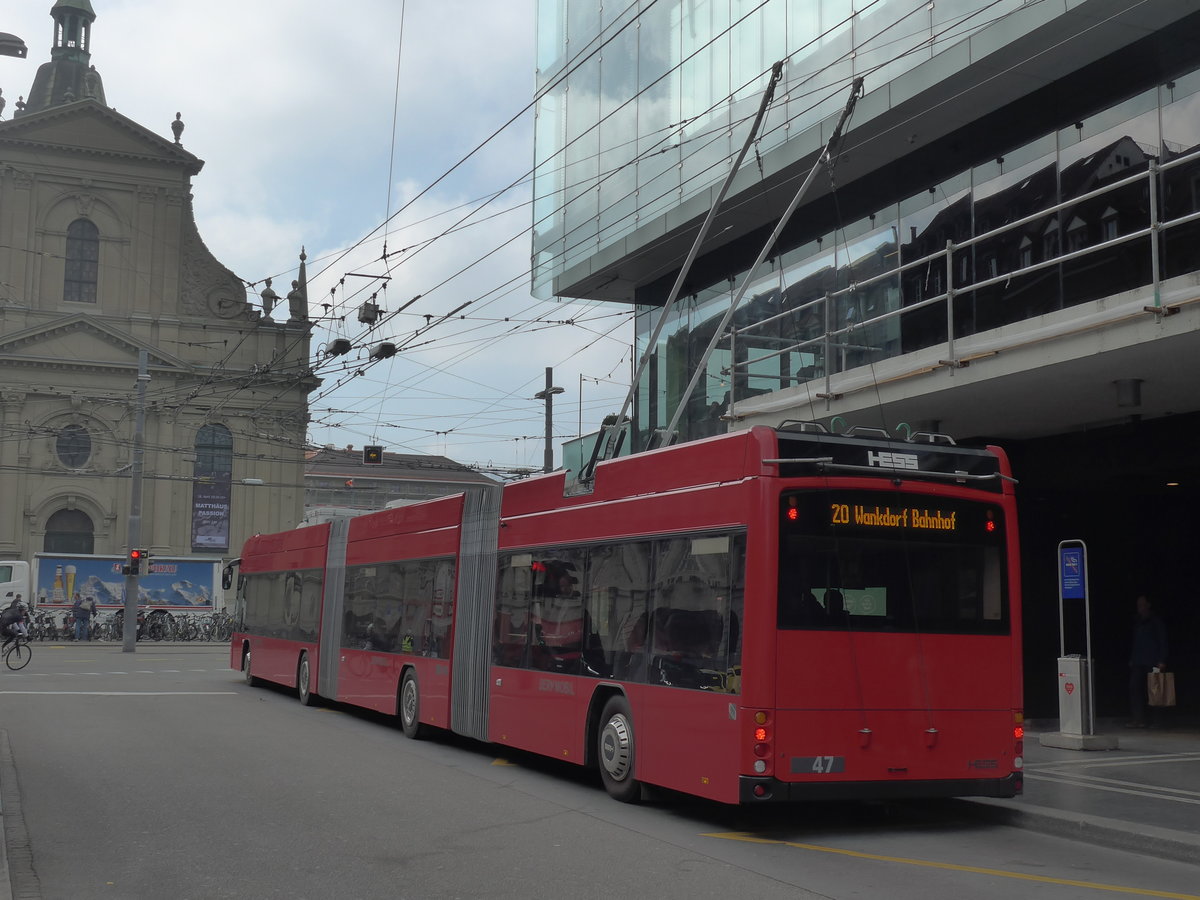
[92,0,1032,461]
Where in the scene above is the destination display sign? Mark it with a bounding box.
[830,503,959,532]
[783,490,1002,544]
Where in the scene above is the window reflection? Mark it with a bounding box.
[243,570,322,643]
[494,531,745,693]
[343,558,454,657]
[633,61,1200,444]
[534,0,1017,296]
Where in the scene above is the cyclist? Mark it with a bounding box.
[1,594,30,649]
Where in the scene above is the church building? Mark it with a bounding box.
[0,1,315,584]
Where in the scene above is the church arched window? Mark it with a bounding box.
[195,424,234,476]
[64,219,100,303]
[45,508,95,555]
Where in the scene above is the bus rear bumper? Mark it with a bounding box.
[738,771,1022,803]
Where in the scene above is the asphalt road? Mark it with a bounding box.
[2,643,1198,899]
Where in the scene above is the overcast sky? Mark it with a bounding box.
[0,1,634,473]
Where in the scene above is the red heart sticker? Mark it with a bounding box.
[1065,682,1075,695]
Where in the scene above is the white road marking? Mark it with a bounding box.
[1024,772,1200,805]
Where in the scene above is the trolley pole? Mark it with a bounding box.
[122,351,149,653]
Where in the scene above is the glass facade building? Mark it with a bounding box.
[533,0,1027,296]
[533,0,1200,448]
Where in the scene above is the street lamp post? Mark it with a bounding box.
[533,367,564,474]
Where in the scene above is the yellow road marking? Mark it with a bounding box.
[492,758,518,767]
[703,832,1200,899]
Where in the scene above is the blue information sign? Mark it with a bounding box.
[1060,546,1086,599]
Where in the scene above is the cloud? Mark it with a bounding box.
[0,0,633,469]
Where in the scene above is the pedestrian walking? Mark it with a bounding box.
[1126,594,1168,728]
[73,592,98,641]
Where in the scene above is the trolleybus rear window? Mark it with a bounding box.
[778,490,1007,635]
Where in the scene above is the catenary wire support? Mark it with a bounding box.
[580,60,787,479]
[661,77,866,444]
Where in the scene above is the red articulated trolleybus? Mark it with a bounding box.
[228,422,1023,804]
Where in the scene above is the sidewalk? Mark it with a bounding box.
[958,719,1200,864]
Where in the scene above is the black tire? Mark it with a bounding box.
[399,669,426,739]
[242,647,261,687]
[597,694,640,802]
[297,652,316,706]
[5,640,32,671]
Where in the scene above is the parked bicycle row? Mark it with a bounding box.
[24,609,236,643]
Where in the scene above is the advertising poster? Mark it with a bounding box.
[191,478,232,551]
[33,555,220,609]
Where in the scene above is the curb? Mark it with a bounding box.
[0,762,8,900]
[0,729,24,900]
[954,797,1200,865]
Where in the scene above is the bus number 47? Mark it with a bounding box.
[792,755,845,774]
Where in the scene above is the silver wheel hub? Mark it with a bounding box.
[600,714,631,781]
[402,679,417,724]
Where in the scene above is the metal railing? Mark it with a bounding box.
[721,142,1200,408]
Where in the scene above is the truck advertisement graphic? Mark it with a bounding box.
[31,554,222,609]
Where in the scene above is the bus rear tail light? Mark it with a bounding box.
[1013,711,1024,768]
[751,712,772,774]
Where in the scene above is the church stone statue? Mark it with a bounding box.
[287,280,307,322]
[260,278,279,318]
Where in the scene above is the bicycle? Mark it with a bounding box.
[4,635,32,670]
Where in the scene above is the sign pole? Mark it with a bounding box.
[1045,540,1116,749]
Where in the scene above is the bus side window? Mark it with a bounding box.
[610,599,647,682]
[493,559,531,668]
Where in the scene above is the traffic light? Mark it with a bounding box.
[363,445,383,465]
[122,548,148,576]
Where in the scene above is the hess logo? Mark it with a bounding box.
[867,451,919,470]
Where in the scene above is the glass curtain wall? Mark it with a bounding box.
[632,65,1200,445]
[1160,72,1200,279]
[533,0,1021,296]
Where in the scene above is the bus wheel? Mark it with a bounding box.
[598,695,639,802]
[399,670,427,739]
[297,652,316,706]
[242,648,260,687]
